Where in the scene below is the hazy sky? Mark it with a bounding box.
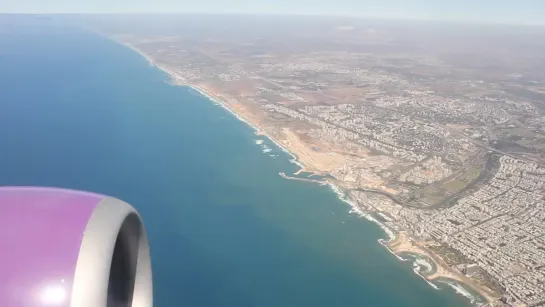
[2,0,545,25]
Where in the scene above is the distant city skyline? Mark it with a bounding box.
[2,0,545,25]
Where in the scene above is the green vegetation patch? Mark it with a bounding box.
[442,167,482,194]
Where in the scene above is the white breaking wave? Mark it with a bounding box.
[413,256,433,274]
[183,84,453,302]
[188,86,305,172]
[410,257,439,290]
[329,182,396,243]
[437,280,483,305]
[327,182,445,293]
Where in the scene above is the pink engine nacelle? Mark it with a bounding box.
[0,187,153,307]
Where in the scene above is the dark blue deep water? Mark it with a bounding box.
[0,20,471,307]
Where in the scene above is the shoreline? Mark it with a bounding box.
[118,40,497,306]
[189,83,495,306]
[186,84,305,171]
[112,36,306,171]
[387,233,492,305]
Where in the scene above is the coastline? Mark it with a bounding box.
[188,81,495,305]
[387,232,493,305]
[186,84,306,170]
[118,40,497,306]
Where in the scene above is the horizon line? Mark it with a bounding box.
[1,12,544,27]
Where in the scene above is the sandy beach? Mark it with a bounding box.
[118,40,499,306]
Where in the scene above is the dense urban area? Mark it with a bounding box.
[94,15,545,307]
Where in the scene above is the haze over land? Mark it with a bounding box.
[64,14,545,306]
[3,0,545,25]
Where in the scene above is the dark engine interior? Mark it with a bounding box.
[107,213,141,307]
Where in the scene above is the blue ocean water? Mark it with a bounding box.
[0,21,472,307]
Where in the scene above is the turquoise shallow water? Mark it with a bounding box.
[0,20,472,307]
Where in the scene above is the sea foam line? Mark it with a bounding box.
[125,46,471,302]
[189,84,449,296]
[414,270,440,290]
[378,239,408,262]
[188,86,304,170]
[409,256,439,290]
[162,63,451,302]
[121,39,304,171]
[413,256,434,274]
[181,98,401,244]
[326,182,443,291]
[328,183,397,244]
[436,279,482,305]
